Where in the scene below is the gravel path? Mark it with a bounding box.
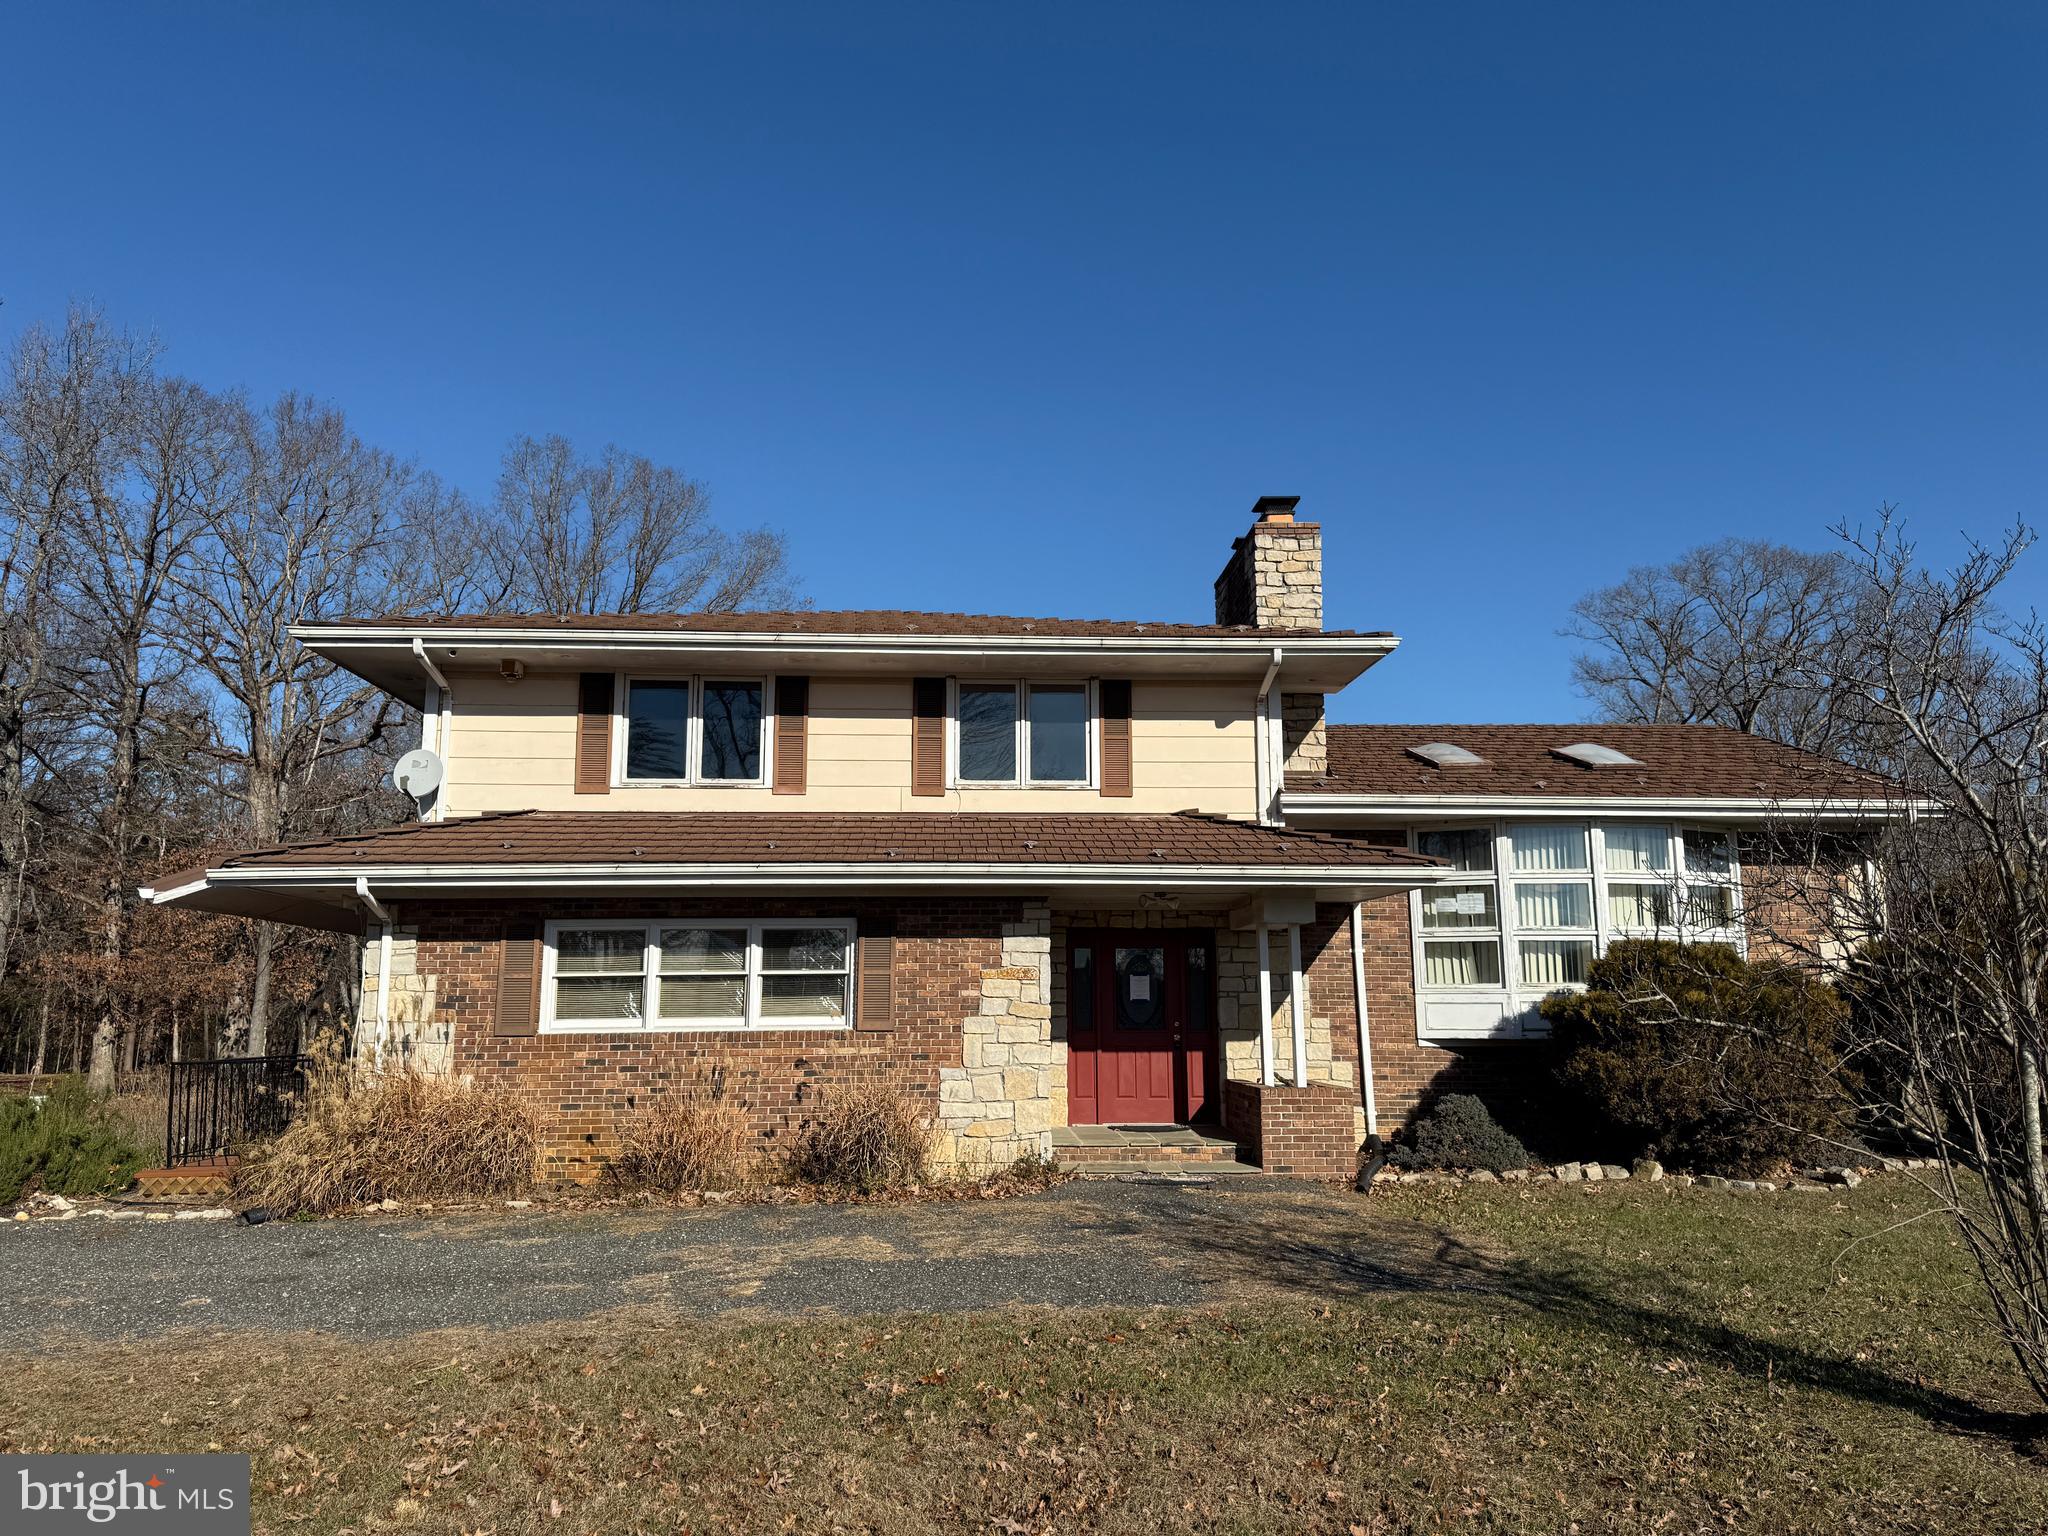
[0,1178,1463,1345]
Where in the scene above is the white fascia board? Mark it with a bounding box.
[170,859,1458,897]
[291,625,1399,663]
[1279,792,1931,822]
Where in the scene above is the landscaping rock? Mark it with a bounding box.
[1821,1167,1862,1189]
[1729,1179,1760,1192]
[1501,1168,1530,1182]
[1667,1174,1694,1188]
[1633,1159,1664,1182]
[1787,1181,1830,1193]
[1467,1169,1499,1184]
[1698,1175,1732,1191]
[379,1197,400,1211]
[1553,1162,1583,1183]
[1582,1163,1606,1182]
[1600,1164,1630,1181]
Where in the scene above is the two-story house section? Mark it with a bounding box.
[144,498,1907,1178]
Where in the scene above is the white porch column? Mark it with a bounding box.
[1288,922,1308,1088]
[1255,925,1276,1086]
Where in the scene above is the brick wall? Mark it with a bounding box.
[410,894,1026,1180]
[1221,1079,1357,1179]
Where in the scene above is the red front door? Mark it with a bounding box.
[1065,930,1216,1126]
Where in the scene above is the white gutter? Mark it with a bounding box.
[411,638,452,822]
[1280,791,1933,822]
[356,878,394,1069]
[1350,902,1377,1138]
[298,624,1400,662]
[160,858,1461,897]
[1255,647,1283,826]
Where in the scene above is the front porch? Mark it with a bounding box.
[1048,1123,1259,1176]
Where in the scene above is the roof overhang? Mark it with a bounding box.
[142,857,1456,934]
[1279,791,1936,824]
[292,624,1400,708]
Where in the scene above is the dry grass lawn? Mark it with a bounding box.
[2,1179,2044,1534]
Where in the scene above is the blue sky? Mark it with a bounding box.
[4,3,2042,723]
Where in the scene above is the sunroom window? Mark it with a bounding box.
[1417,828,1502,987]
[954,681,1091,786]
[1510,823,1594,986]
[623,677,767,785]
[544,920,853,1032]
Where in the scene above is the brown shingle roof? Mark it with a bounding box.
[183,810,1442,876]
[1293,724,1897,802]
[309,609,1383,640]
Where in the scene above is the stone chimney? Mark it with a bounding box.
[1213,495,1322,630]
[1215,496,1327,777]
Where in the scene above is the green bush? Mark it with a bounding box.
[0,1078,150,1204]
[1391,1093,1531,1173]
[1542,939,1850,1176]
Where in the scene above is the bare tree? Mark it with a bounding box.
[476,434,794,614]
[1568,538,1873,761]
[0,310,146,1000]
[1743,513,2048,1406]
[173,392,437,1054]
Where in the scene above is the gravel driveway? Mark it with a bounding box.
[0,1178,1468,1344]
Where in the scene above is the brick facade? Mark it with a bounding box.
[401,894,1025,1180]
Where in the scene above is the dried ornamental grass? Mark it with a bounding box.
[238,1069,538,1215]
[785,1082,933,1194]
[611,1091,753,1192]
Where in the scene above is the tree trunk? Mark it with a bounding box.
[30,992,48,1078]
[248,922,275,1057]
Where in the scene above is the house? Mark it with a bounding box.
[142,498,1903,1178]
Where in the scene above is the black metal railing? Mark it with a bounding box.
[165,1055,311,1166]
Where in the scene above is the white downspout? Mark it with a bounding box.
[356,877,394,1070]
[1254,646,1283,826]
[1288,922,1308,1088]
[411,637,453,822]
[1255,924,1276,1086]
[1350,902,1378,1138]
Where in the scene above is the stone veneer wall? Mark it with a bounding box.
[358,928,452,1075]
[367,894,1036,1181]
[936,903,1057,1168]
[1282,693,1328,776]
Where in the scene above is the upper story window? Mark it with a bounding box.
[623,677,766,786]
[953,681,1093,787]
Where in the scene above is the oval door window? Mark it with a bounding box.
[1115,946,1165,1030]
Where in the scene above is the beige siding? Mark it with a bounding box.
[439,672,1258,817]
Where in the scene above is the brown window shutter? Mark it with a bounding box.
[574,672,614,794]
[911,676,946,797]
[773,675,809,795]
[855,922,896,1031]
[493,919,542,1036]
[1099,679,1133,797]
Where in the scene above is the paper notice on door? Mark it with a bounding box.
[1129,974,1151,1002]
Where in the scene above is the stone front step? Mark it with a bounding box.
[1060,1156,1264,1179]
[1051,1125,1251,1170]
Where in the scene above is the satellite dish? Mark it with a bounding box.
[393,749,444,804]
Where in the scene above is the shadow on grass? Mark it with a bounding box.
[1148,1193,2047,1449]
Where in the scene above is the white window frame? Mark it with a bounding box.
[1408,818,1748,1043]
[1414,827,1504,992]
[947,678,1098,789]
[539,917,855,1033]
[615,673,774,788]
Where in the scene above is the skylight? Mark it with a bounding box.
[1407,742,1487,767]
[1553,742,1642,768]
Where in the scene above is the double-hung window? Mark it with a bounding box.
[622,677,767,785]
[543,920,854,1031]
[1604,823,1676,930]
[1510,823,1596,987]
[1416,828,1501,987]
[953,681,1092,787]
